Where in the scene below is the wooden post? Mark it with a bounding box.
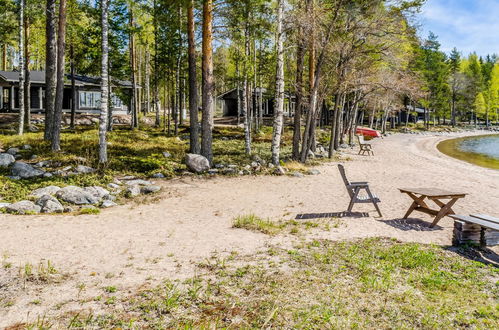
[10,86,15,110]
[39,87,43,110]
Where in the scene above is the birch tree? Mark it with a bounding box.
[17,0,25,135]
[271,0,285,165]
[99,0,109,163]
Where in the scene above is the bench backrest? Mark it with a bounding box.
[338,164,354,198]
[357,135,366,144]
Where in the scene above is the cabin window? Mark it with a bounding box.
[79,91,101,109]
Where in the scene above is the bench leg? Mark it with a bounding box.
[366,187,382,217]
[347,187,361,213]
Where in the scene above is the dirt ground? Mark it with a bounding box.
[1,131,498,326]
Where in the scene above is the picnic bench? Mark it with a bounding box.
[339,164,382,217]
[450,214,499,247]
[399,188,467,227]
[357,135,374,156]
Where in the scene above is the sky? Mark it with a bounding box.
[419,0,499,57]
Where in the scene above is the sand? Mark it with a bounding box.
[1,132,498,326]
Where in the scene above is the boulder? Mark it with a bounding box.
[162,151,172,158]
[292,172,305,178]
[151,173,165,179]
[0,202,11,209]
[0,153,15,167]
[185,154,210,173]
[101,200,118,208]
[141,185,161,194]
[30,185,62,198]
[75,165,96,174]
[124,179,152,186]
[126,185,141,197]
[5,201,41,214]
[84,186,110,199]
[56,186,100,205]
[274,166,286,176]
[11,162,45,179]
[307,150,316,159]
[22,144,32,150]
[307,169,321,175]
[36,195,64,213]
[6,148,19,155]
[107,183,121,190]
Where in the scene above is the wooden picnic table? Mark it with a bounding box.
[399,188,467,227]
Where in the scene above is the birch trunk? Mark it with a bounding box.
[44,0,57,141]
[201,0,214,163]
[24,16,30,131]
[51,0,67,151]
[187,0,199,153]
[70,44,76,129]
[271,0,285,165]
[99,0,109,163]
[243,23,251,155]
[17,0,25,135]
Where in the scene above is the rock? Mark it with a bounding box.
[124,179,152,186]
[56,186,100,205]
[0,202,11,209]
[11,162,45,179]
[141,185,161,194]
[22,144,32,150]
[151,173,165,178]
[0,153,15,167]
[43,173,53,178]
[76,165,96,174]
[35,160,51,168]
[62,166,72,171]
[101,200,118,208]
[222,168,237,175]
[251,161,259,168]
[244,165,251,170]
[7,176,20,180]
[162,151,172,158]
[5,201,41,214]
[238,171,244,176]
[214,163,225,169]
[30,185,61,198]
[103,194,117,201]
[292,172,305,178]
[208,169,219,175]
[185,154,210,173]
[274,166,286,176]
[107,183,121,190]
[6,148,19,155]
[63,206,74,213]
[307,150,315,159]
[84,186,110,199]
[30,155,38,160]
[252,155,263,163]
[126,185,141,197]
[227,164,238,169]
[340,143,349,149]
[36,195,64,213]
[268,163,275,169]
[307,169,321,175]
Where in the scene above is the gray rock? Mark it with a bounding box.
[30,186,61,198]
[63,206,74,213]
[185,154,210,173]
[35,160,51,168]
[43,173,53,178]
[119,176,136,181]
[244,165,251,170]
[0,153,15,167]
[103,194,117,201]
[340,143,349,149]
[141,185,161,194]
[151,173,165,178]
[222,168,237,175]
[6,148,19,155]
[268,163,275,169]
[84,186,110,199]
[7,176,20,180]
[30,155,38,160]
[251,161,259,168]
[126,185,141,197]
[162,151,172,158]
[227,164,238,169]
[124,179,152,186]
[307,169,321,175]
[307,150,315,159]
[22,144,32,150]
[76,165,96,174]
[61,166,72,171]
[101,200,118,208]
[36,195,64,213]
[208,169,219,175]
[274,166,286,176]
[292,172,305,178]
[11,162,45,179]
[5,201,41,214]
[0,202,11,209]
[252,155,263,163]
[238,171,244,176]
[56,186,100,205]
[214,163,225,169]
[107,183,121,190]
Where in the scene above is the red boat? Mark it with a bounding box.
[356,127,381,138]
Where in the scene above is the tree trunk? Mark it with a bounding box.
[187,0,200,154]
[153,0,160,127]
[51,0,67,151]
[24,15,30,132]
[70,43,76,129]
[44,0,57,141]
[1,44,6,70]
[201,0,214,163]
[243,22,251,155]
[271,0,285,165]
[292,21,305,160]
[129,7,138,129]
[17,0,25,135]
[145,49,151,115]
[99,0,109,163]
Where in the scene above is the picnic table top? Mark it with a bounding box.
[398,188,467,198]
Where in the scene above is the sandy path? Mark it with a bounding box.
[1,132,498,326]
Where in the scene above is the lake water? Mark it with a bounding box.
[437,134,499,170]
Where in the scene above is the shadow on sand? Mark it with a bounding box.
[295,212,369,220]
[380,218,443,231]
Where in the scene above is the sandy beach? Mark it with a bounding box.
[1,132,498,326]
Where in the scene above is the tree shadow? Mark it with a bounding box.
[444,245,499,268]
[379,218,443,231]
[295,211,369,220]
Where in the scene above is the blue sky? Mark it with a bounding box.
[419,0,499,56]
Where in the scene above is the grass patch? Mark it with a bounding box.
[47,238,499,328]
[232,214,286,235]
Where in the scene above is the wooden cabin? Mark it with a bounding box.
[0,70,132,115]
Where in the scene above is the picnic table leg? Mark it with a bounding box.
[430,197,460,228]
[403,193,428,219]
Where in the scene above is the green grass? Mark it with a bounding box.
[45,238,498,328]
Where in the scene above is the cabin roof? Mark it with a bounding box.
[0,70,133,89]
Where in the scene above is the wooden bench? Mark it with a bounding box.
[450,214,499,247]
[357,135,374,156]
